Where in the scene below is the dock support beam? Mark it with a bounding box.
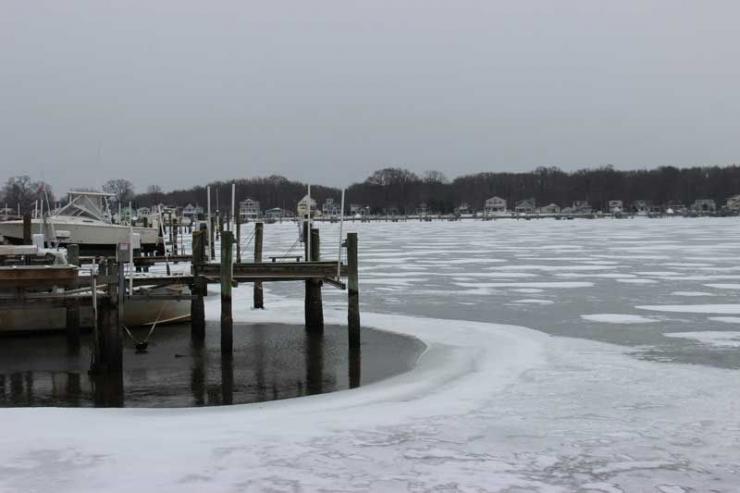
[91,259,123,373]
[254,222,264,309]
[347,232,360,349]
[65,244,81,347]
[220,231,234,357]
[305,228,324,332]
[191,230,206,341]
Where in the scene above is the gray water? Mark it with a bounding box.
[0,323,423,407]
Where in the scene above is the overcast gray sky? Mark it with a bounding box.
[2,1,739,193]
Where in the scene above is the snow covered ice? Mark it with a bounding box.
[2,217,740,491]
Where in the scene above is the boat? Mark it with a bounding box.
[0,191,163,255]
[0,244,189,333]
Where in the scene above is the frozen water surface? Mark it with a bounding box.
[2,217,740,491]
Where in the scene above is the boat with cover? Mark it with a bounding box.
[0,191,162,255]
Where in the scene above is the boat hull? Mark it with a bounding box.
[0,288,190,334]
[0,218,161,254]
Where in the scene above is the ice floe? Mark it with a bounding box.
[709,317,740,324]
[581,314,658,324]
[454,281,593,289]
[638,304,740,314]
[663,331,740,348]
[704,283,740,290]
[671,291,714,297]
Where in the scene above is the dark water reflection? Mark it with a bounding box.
[0,323,423,408]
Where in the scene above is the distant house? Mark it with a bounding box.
[664,201,685,215]
[182,203,203,220]
[264,207,291,220]
[726,195,740,211]
[515,198,536,213]
[349,204,370,217]
[691,199,716,213]
[538,203,560,214]
[608,200,623,213]
[417,202,429,216]
[484,196,507,215]
[322,198,340,217]
[632,200,649,215]
[572,201,592,213]
[455,202,471,215]
[239,198,261,221]
[297,195,318,218]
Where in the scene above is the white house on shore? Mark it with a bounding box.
[514,198,536,214]
[297,195,318,218]
[726,195,740,211]
[538,203,560,214]
[484,196,507,215]
[691,199,716,213]
[239,198,261,221]
[322,198,340,217]
[608,200,624,213]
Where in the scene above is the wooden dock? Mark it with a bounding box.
[0,223,361,379]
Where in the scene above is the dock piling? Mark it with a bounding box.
[65,244,81,347]
[22,214,31,245]
[220,230,234,357]
[254,222,264,309]
[347,232,360,348]
[191,230,206,340]
[235,218,241,264]
[305,228,324,332]
[91,258,123,373]
[209,215,216,259]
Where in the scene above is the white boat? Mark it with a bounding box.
[0,191,162,255]
[0,244,189,333]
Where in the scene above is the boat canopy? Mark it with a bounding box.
[55,191,114,222]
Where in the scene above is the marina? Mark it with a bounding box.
[2,217,740,489]
[3,0,740,488]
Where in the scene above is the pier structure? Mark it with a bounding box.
[0,222,361,379]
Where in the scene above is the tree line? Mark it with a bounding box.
[3,165,740,215]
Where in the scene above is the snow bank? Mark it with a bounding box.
[0,286,550,492]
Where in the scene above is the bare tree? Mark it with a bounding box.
[423,170,448,184]
[1,175,54,214]
[103,178,135,204]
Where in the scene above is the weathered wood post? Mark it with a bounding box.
[91,258,123,373]
[65,244,81,347]
[221,358,234,405]
[235,218,242,264]
[305,228,324,332]
[254,222,264,309]
[347,232,360,349]
[220,230,234,357]
[209,215,216,259]
[168,211,177,255]
[22,214,32,245]
[191,229,206,340]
